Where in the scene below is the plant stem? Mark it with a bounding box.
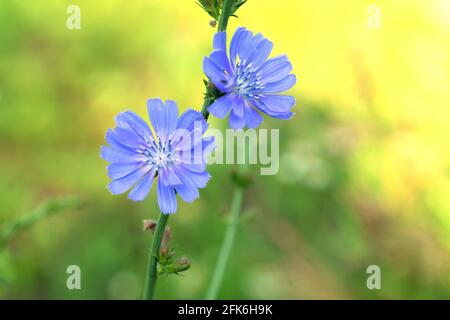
[203,0,243,300]
[201,0,233,119]
[0,196,81,250]
[141,0,237,301]
[143,212,169,300]
[206,186,245,299]
[201,95,213,120]
[218,0,233,32]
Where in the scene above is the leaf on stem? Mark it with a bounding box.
[197,0,248,22]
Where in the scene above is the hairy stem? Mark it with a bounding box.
[0,196,81,250]
[206,186,244,299]
[143,212,169,300]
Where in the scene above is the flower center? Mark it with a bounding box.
[234,61,263,97]
[154,150,170,167]
[138,138,180,169]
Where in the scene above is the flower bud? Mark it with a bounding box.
[197,0,220,20]
[209,19,217,27]
[173,257,191,273]
[161,226,172,249]
[143,219,157,232]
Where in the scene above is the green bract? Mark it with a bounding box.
[197,0,247,21]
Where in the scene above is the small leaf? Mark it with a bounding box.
[197,0,220,20]
[231,0,247,16]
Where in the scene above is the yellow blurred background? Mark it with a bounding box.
[0,0,449,299]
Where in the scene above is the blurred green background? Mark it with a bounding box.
[0,0,449,299]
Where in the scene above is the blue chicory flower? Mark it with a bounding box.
[203,27,297,129]
[100,98,215,214]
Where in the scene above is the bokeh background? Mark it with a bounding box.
[1,0,449,299]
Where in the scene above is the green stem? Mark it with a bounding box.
[141,0,238,301]
[206,186,244,300]
[0,196,81,250]
[201,95,213,120]
[218,0,233,32]
[203,0,243,300]
[201,0,233,119]
[143,212,169,300]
